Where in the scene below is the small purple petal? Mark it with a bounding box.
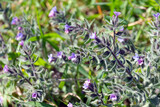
[138,58,143,65]
[19,40,24,46]
[18,27,23,30]
[16,32,24,41]
[114,11,121,16]
[83,79,90,89]
[119,26,124,32]
[32,92,38,98]
[0,96,3,106]
[65,24,71,34]
[153,13,160,18]
[11,17,19,25]
[57,51,63,59]
[48,54,53,63]
[133,53,139,61]
[90,32,97,39]
[117,38,124,43]
[3,65,9,73]
[67,102,73,107]
[49,6,57,17]
[110,94,117,101]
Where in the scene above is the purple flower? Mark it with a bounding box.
[83,79,90,89]
[0,96,3,106]
[114,11,121,16]
[65,24,71,34]
[11,17,19,25]
[19,40,24,46]
[133,53,139,61]
[48,54,54,63]
[68,53,76,60]
[16,32,24,41]
[67,102,73,107]
[57,51,63,59]
[90,32,97,39]
[119,26,124,32]
[110,94,117,101]
[49,6,57,17]
[18,27,23,30]
[3,65,9,73]
[32,92,38,98]
[117,38,124,43]
[153,13,160,18]
[138,58,143,65]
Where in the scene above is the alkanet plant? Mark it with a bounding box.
[0,4,160,107]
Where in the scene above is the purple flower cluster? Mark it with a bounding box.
[110,93,117,101]
[49,6,57,17]
[32,92,38,98]
[133,53,144,65]
[3,65,9,73]
[114,11,121,17]
[65,24,71,34]
[90,32,97,39]
[11,17,19,25]
[67,102,73,107]
[83,79,91,89]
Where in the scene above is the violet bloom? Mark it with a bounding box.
[18,27,23,30]
[11,17,19,25]
[19,40,24,46]
[138,58,143,65]
[153,13,160,18]
[49,6,57,17]
[67,102,73,107]
[48,54,54,63]
[110,93,117,101]
[32,92,38,98]
[117,38,124,43]
[90,32,97,39]
[57,51,63,59]
[68,53,76,60]
[3,65,9,73]
[119,26,124,32]
[0,96,2,106]
[65,24,71,34]
[133,53,139,61]
[83,79,91,89]
[114,11,121,17]
[16,32,24,41]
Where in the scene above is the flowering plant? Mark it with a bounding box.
[0,3,160,107]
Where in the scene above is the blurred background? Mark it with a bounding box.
[0,0,160,50]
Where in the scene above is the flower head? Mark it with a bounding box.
[11,17,19,25]
[117,38,124,43]
[110,93,117,101]
[138,58,143,65]
[83,79,91,89]
[16,32,24,41]
[49,6,57,17]
[153,13,160,18]
[65,24,71,34]
[90,32,97,39]
[133,53,139,61]
[57,51,63,59]
[19,40,24,46]
[3,65,9,73]
[32,92,38,98]
[18,27,23,30]
[68,53,76,60]
[119,26,124,32]
[114,11,121,16]
[48,54,55,63]
[0,96,3,106]
[67,102,73,107]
